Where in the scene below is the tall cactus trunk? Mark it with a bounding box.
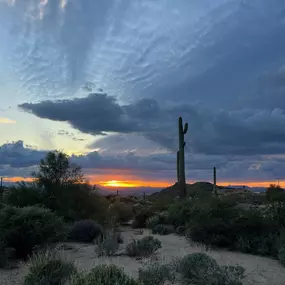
[176,151,180,182]
[178,117,188,199]
[213,167,217,197]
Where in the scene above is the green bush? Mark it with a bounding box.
[24,249,77,285]
[278,245,285,266]
[3,184,46,208]
[185,199,240,248]
[126,236,161,257]
[109,202,134,224]
[146,214,169,229]
[0,239,8,268]
[3,183,110,223]
[69,219,103,243]
[234,233,279,256]
[152,224,175,235]
[138,263,175,285]
[176,253,245,285]
[184,198,281,257]
[132,209,154,228]
[177,253,219,281]
[145,215,161,229]
[45,184,110,223]
[0,205,66,258]
[96,230,120,256]
[175,226,186,236]
[70,264,139,285]
[167,199,213,227]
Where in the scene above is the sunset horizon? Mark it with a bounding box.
[2,175,283,190]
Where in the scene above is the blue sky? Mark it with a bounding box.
[1,0,285,187]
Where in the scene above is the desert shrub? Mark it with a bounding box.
[46,184,110,223]
[177,253,219,280]
[145,215,160,229]
[132,209,155,229]
[116,231,124,244]
[69,219,103,243]
[126,236,161,257]
[109,202,134,224]
[176,226,186,236]
[96,230,120,256]
[4,182,110,223]
[138,263,175,285]
[4,184,46,207]
[167,199,217,227]
[70,264,139,285]
[185,199,240,248]
[0,239,9,268]
[152,224,175,235]
[146,213,170,229]
[24,249,77,285]
[176,253,245,285]
[0,205,66,258]
[278,245,285,266]
[185,199,283,258]
[234,233,279,256]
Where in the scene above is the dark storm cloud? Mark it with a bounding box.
[0,141,47,168]
[20,93,137,134]
[19,94,285,157]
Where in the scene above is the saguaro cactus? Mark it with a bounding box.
[178,117,188,198]
[176,151,180,182]
[213,167,217,197]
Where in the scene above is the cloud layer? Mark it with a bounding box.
[20,94,285,157]
[1,1,285,186]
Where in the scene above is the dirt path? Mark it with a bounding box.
[1,228,285,285]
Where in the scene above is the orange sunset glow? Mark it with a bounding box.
[2,175,285,189]
[3,177,34,183]
[100,180,171,188]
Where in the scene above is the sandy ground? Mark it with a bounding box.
[1,227,285,285]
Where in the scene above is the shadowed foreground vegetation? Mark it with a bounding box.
[1,150,285,284]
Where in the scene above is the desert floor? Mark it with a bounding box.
[1,227,285,285]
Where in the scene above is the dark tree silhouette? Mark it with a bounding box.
[33,150,84,189]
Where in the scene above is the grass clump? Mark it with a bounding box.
[109,202,134,224]
[0,205,66,259]
[175,226,186,236]
[138,263,175,285]
[176,253,245,285]
[69,219,103,243]
[0,239,14,268]
[152,224,175,235]
[69,264,139,285]
[145,213,169,230]
[126,236,161,257]
[23,249,77,285]
[278,245,285,266]
[132,209,154,228]
[96,230,120,256]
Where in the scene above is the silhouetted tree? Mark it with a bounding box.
[266,184,285,203]
[33,150,84,189]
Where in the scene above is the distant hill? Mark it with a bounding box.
[150,181,254,199]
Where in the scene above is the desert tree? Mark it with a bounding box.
[33,150,84,190]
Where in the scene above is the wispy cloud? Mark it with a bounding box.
[0,117,16,124]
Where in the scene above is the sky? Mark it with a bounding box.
[1,0,285,189]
